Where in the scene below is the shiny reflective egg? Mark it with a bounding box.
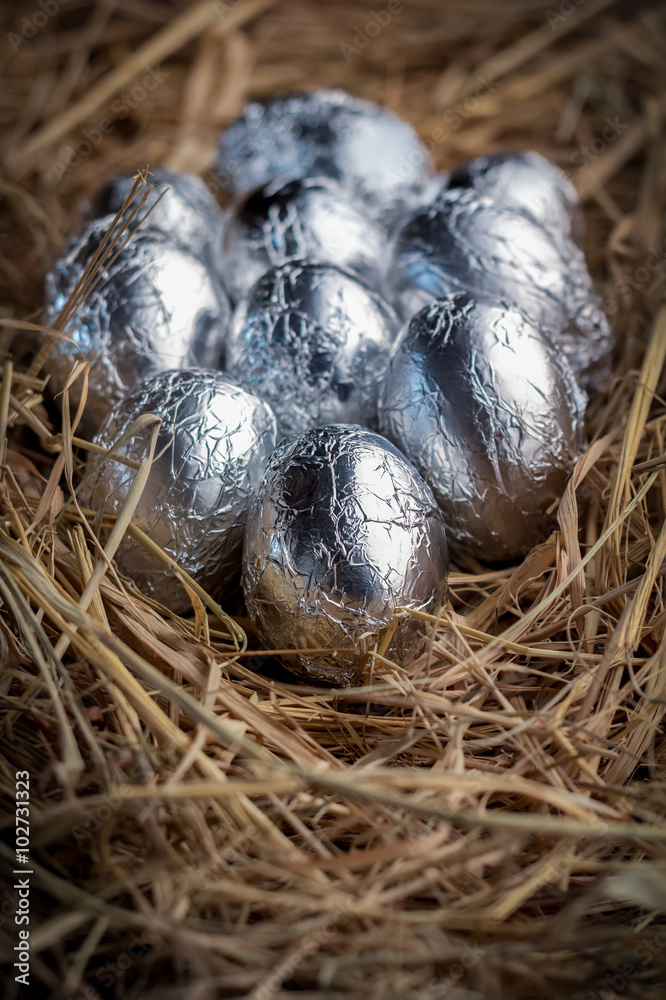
[84,369,277,613]
[220,175,387,302]
[242,423,449,685]
[227,262,399,441]
[389,187,613,390]
[378,294,586,561]
[447,150,584,245]
[44,218,231,438]
[216,89,431,224]
[98,168,226,274]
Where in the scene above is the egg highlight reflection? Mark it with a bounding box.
[389,188,612,390]
[227,262,399,440]
[85,369,277,613]
[44,218,231,437]
[447,150,584,245]
[378,294,586,561]
[221,176,387,302]
[216,89,431,224]
[98,169,226,274]
[242,424,449,685]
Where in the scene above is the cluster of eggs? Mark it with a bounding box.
[44,89,613,684]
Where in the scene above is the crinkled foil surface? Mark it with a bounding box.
[447,150,584,245]
[44,218,231,437]
[86,369,277,613]
[216,89,430,224]
[99,169,226,276]
[389,188,613,390]
[242,424,449,685]
[221,176,387,302]
[227,262,399,441]
[417,172,450,206]
[378,294,586,562]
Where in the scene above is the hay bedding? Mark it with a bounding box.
[0,0,666,997]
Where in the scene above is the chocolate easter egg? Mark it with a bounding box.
[216,90,431,224]
[227,262,399,440]
[98,168,225,271]
[242,424,449,685]
[389,188,612,390]
[85,369,277,613]
[447,151,583,244]
[44,219,231,437]
[378,294,586,561]
[221,176,387,302]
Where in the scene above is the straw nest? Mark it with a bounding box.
[1,1,666,998]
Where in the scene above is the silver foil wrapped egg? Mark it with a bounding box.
[221,176,387,302]
[242,424,449,685]
[389,187,613,391]
[85,369,277,613]
[98,169,226,275]
[216,89,431,224]
[44,217,231,438]
[447,150,584,245]
[378,294,586,562]
[227,262,399,440]
[418,171,450,206]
